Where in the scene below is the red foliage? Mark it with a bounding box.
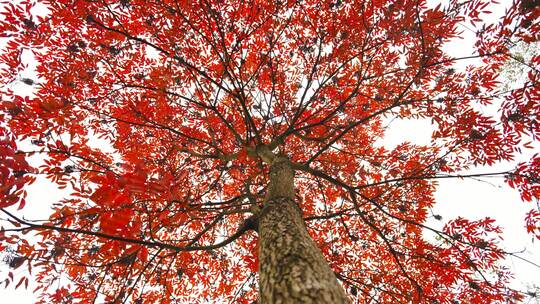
[0,0,538,303]
[0,125,34,209]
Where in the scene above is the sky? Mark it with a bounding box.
[1,0,539,303]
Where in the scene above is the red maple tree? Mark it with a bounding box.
[0,0,539,303]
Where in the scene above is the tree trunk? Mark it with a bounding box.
[258,156,350,304]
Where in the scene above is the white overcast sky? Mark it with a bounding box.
[1,0,539,303]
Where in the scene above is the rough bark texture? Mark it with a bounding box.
[258,157,350,304]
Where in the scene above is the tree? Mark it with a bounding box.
[0,0,538,303]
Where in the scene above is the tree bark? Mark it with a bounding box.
[258,156,350,304]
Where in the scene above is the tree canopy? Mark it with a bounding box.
[0,0,539,303]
